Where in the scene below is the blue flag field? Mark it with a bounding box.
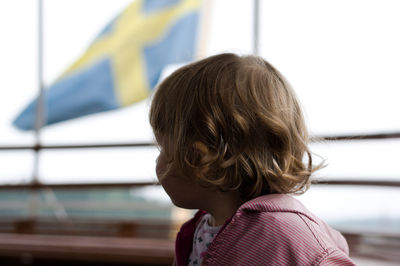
[14,0,200,130]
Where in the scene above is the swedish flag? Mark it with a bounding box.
[14,0,200,130]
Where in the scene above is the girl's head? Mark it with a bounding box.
[150,53,319,204]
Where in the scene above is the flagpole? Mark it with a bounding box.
[29,0,45,218]
[253,0,260,56]
[35,0,45,145]
[196,0,212,59]
[34,0,45,177]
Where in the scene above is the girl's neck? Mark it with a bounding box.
[204,190,243,226]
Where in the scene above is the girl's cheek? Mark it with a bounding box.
[155,153,165,178]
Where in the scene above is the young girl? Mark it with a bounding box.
[149,53,355,265]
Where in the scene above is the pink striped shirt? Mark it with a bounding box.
[175,194,355,265]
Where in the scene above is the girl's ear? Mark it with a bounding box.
[193,141,209,155]
[186,141,210,172]
[187,141,209,181]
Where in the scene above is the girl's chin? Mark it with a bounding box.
[170,197,199,210]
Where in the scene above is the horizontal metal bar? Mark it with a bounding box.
[311,132,400,141]
[0,201,170,211]
[0,180,399,190]
[312,180,400,187]
[1,132,400,151]
[0,181,157,190]
[0,142,156,151]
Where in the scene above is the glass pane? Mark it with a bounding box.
[41,101,155,144]
[37,0,253,144]
[0,151,34,184]
[0,185,196,240]
[42,0,132,87]
[260,0,400,135]
[0,0,37,145]
[297,185,400,232]
[206,0,253,55]
[39,147,158,184]
[40,0,145,144]
[311,139,400,180]
[0,186,172,219]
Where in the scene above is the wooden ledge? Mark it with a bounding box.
[0,233,174,265]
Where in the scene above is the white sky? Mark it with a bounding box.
[0,1,400,221]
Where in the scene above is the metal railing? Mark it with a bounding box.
[1,131,400,189]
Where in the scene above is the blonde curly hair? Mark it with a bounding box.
[150,53,321,200]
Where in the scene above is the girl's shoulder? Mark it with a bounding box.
[202,194,355,265]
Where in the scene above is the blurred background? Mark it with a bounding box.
[0,0,399,265]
